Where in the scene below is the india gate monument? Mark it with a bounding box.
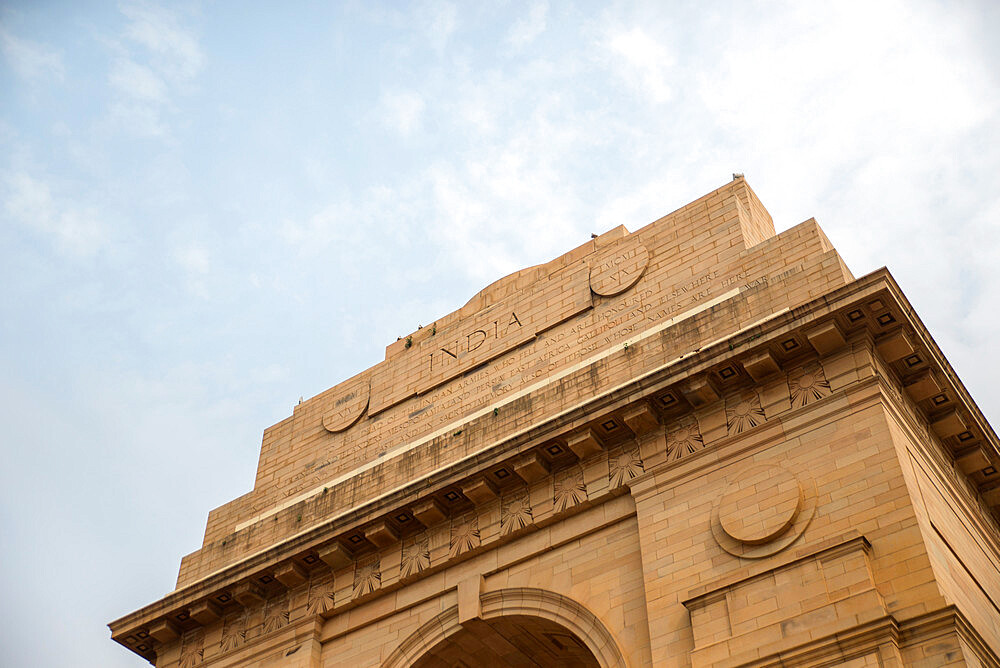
[110,178,1000,666]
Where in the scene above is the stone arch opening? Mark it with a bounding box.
[413,614,598,667]
[383,587,627,668]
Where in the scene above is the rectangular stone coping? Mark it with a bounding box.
[682,532,871,608]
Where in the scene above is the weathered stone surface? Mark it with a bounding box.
[274,561,307,588]
[187,600,220,626]
[743,349,781,382]
[680,375,720,408]
[513,452,549,483]
[411,498,447,527]
[363,520,398,548]
[148,619,179,643]
[231,581,264,607]
[805,320,847,355]
[566,428,604,460]
[317,542,352,570]
[932,408,968,439]
[461,478,497,506]
[876,327,915,362]
[622,402,660,437]
[904,369,942,403]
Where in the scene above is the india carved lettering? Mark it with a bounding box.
[368,262,592,415]
[428,312,523,373]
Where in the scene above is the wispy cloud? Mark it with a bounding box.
[175,244,209,275]
[173,243,211,298]
[379,89,426,136]
[106,1,204,137]
[426,146,583,283]
[109,57,167,103]
[507,0,548,50]
[603,26,674,104]
[2,171,108,258]
[119,1,204,82]
[0,27,64,82]
[420,0,457,51]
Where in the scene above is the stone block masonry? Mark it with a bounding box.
[110,177,1000,667]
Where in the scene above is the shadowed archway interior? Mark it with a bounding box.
[412,614,600,668]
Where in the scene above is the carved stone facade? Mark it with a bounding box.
[110,178,1000,666]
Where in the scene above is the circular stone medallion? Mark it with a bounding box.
[711,463,816,559]
[589,237,649,296]
[718,465,801,544]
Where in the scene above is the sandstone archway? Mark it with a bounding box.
[383,587,627,668]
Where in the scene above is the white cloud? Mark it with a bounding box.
[107,99,169,137]
[507,1,548,50]
[421,0,457,51]
[105,1,204,137]
[174,244,211,299]
[109,57,168,103]
[3,170,54,221]
[0,27,64,82]
[119,1,204,82]
[2,171,108,258]
[697,2,992,149]
[603,26,674,104]
[280,201,357,251]
[176,244,210,274]
[424,137,588,284]
[379,89,426,136]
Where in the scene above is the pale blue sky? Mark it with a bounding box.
[2,1,999,666]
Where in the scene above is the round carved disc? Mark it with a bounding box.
[718,464,802,545]
[322,378,370,433]
[589,237,649,296]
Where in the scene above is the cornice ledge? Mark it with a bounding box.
[111,268,1000,649]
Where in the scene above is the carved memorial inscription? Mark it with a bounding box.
[322,376,370,433]
[369,262,593,414]
[589,237,649,296]
[271,262,802,503]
